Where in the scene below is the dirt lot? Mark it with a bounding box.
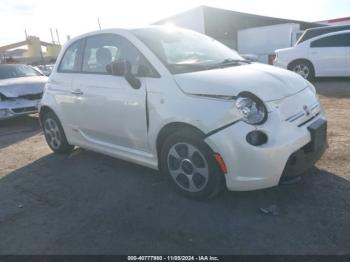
[0,79,349,254]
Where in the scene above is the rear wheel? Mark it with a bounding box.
[289,60,315,81]
[42,111,74,153]
[160,130,225,199]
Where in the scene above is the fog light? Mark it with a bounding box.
[246,130,268,146]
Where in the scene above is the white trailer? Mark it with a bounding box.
[238,23,303,64]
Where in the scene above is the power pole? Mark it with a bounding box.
[56,29,61,45]
[50,28,55,44]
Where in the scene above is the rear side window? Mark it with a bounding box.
[311,33,350,48]
[58,40,83,72]
[297,25,350,44]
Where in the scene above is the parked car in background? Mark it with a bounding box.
[0,64,47,120]
[40,27,327,198]
[274,30,350,80]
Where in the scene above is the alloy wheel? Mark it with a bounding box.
[44,118,62,150]
[293,64,310,79]
[167,143,209,192]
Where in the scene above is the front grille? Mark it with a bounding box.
[285,102,320,123]
[18,93,43,100]
[298,113,320,127]
[12,107,37,113]
[280,139,326,179]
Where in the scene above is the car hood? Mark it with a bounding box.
[275,47,294,53]
[173,63,308,102]
[0,76,47,98]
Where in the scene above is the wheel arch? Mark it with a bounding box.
[156,122,206,165]
[39,105,56,123]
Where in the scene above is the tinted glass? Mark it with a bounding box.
[82,34,157,77]
[297,25,350,44]
[311,33,350,48]
[0,65,42,79]
[58,40,82,72]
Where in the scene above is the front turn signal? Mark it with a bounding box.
[213,153,228,175]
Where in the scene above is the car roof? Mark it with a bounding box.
[64,25,191,46]
[305,29,350,43]
[67,25,166,42]
[305,24,350,32]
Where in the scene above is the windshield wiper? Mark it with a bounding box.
[210,58,251,69]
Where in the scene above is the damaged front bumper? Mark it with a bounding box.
[280,118,327,181]
[204,110,327,191]
[0,98,41,120]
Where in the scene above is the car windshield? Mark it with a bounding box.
[0,64,42,80]
[133,27,245,74]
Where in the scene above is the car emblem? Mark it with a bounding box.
[303,105,310,116]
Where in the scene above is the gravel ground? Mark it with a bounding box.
[0,78,349,254]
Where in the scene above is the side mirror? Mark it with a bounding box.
[107,61,127,76]
[125,74,141,90]
[108,61,141,90]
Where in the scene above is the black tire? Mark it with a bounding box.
[160,129,225,199]
[289,60,315,81]
[42,111,74,153]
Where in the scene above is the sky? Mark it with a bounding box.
[0,0,350,46]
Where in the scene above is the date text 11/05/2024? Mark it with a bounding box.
[127,256,220,261]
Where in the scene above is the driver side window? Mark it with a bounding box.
[82,35,121,74]
[82,34,159,77]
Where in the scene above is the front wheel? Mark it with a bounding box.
[160,130,225,199]
[42,111,74,153]
[289,61,315,81]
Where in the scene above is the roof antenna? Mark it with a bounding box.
[97,18,102,30]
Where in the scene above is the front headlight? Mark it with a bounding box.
[235,93,267,125]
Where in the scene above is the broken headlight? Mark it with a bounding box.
[235,92,267,125]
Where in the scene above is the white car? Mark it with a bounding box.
[40,26,327,198]
[274,30,350,80]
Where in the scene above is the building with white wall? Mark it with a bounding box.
[153,6,322,50]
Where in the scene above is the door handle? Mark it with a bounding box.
[71,89,83,95]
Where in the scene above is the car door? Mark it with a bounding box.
[49,39,84,130]
[71,34,153,152]
[309,33,348,76]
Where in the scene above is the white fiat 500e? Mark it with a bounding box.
[40,26,327,198]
